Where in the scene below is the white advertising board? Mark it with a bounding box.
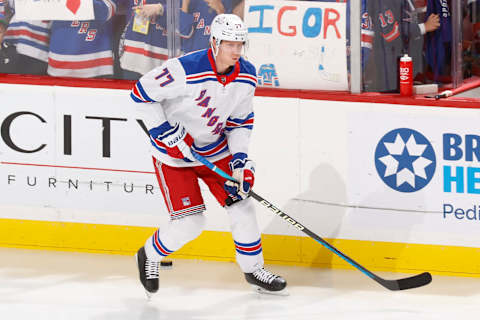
[244,0,348,90]
[3,83,480,249]
[14,0,94,21]
[347,104,480,247]
[0,84,167,227]
[255,99,480,249]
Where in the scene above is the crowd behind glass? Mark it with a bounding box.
[0,0,478,93]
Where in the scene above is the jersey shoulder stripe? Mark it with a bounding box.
[186,78,218,85]
[185,70,217,84]
[234,73,257,88]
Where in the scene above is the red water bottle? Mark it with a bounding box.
[399,54,413,96]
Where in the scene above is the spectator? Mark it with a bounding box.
[0,0,51,75]
[425,0,451,83]
[406,0,441,82]
[465,0,480,76]
[0,0,14,72]
[181,0,233,53]
[232,0,245,19]
[47,0,121,78]
[118,0,194,80]
[0,0,7,44]
[362,0,440,92]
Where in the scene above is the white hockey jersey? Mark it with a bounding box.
[131,48,257,167]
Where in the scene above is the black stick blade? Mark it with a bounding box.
[380,272,432,291]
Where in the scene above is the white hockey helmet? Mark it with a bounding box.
[210,14,248,55]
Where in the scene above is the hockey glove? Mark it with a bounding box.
[149,122,196,161]
[224,153,255,200]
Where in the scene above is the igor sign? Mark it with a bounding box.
[248,4,342,39]
[244,0,348,91]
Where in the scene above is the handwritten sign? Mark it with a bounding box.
[14,0,94,21]
[245,0,348,90]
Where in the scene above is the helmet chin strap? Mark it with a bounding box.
[211,38,221,57]
[242,41,248,61]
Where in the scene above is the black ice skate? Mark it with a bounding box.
[244,267,288,295]
[135,246,159,298]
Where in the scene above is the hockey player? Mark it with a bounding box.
[130,13,287,296]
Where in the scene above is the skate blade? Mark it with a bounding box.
[135,254,156,300]
[144,290,153,300]
[250,285,289,296]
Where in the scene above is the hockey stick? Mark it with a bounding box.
[191,151,432,291]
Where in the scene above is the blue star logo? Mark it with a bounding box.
[375,128,436,193]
